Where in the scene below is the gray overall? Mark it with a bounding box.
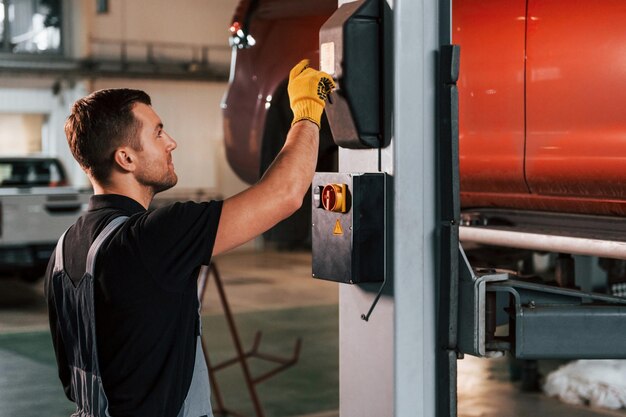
[51,216,213,417]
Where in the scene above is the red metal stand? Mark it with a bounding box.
[197,263,302,417]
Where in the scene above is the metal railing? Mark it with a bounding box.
[0,37,231,82]
[89,37,231,70]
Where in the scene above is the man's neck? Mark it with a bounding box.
[91,181,154,209]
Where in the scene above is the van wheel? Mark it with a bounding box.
[260,84,337,249]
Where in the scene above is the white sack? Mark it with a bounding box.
[543,360,626,410]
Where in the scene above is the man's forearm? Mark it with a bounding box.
[259,119,320,207]
[212,60,332,255]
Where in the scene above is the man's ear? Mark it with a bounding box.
[113,147,136,173]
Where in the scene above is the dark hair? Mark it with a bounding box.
[65,88,151,184]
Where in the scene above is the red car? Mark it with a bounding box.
[223,0,626,245]
[456,0,626,217]
[222,0,338,246]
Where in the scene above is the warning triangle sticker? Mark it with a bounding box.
[333,219,343,235]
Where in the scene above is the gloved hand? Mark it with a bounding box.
[287,59,335,128]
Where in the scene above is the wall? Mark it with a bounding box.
[0,114,46,154]
[90,0,232,47]
[88,0,232,66]
[0,0,247,199]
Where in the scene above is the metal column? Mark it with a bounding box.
[394,0,450,416]
[337,0,450,416]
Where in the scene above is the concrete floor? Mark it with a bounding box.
[0,249,624,417]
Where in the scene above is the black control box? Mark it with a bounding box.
[312,172,386,284]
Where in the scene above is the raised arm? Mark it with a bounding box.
[212,60,335,255]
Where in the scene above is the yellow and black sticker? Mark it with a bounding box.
[333,219,343,235]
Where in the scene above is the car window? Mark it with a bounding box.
[0,159,65,187]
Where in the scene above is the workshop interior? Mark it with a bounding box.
[2,0,626,416]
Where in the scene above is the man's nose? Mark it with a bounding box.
[166,133,177,150]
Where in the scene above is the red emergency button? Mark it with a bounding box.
[322,183,347,213]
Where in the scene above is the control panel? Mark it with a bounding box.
[312,172,387,284]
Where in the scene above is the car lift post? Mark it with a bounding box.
[336,0,451,416]
[437,44,461,417]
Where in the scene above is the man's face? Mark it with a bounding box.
[131,103,178,194]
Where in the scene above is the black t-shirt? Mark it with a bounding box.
[44,194,223,417]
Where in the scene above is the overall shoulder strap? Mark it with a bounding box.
[53,229,70,274]
[85,216,129,277]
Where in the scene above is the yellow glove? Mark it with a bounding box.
[288,59,335,128]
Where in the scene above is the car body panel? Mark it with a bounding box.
[453,0,528,194]
[0,157,91,280]
[224,0,626,216]
[525,0,626,201]
[222,0,336,184]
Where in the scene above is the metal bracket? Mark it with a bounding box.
[488,279,626,359]
[457,245,508,357]
[458,243,626,359]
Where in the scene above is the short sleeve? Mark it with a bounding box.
[133,200,222,291]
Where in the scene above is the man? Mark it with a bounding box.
[45,59,334,417]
